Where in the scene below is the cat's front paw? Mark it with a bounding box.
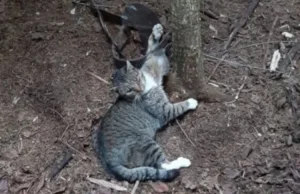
[153,24,163,41]
[187,98,198,110]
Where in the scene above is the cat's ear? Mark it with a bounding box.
[126,60,134,71]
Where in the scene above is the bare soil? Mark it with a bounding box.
[1,0,300,194]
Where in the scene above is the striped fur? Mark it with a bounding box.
[93,24,197,182]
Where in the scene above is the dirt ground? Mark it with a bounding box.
[1,0,300,194]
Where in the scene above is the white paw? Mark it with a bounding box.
[187,98,198,110]
[176,157,191,168]
[153,24,163,40]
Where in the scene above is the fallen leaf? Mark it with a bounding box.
[33,174,45,194]
[223,168,240,179]
[53,186,67,194]
[87,177,127,192]
[270,50,281,72]
[149,181,169,193]
[4,148,19,159]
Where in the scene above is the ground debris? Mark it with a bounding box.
[149,181,169,193]
[223,168,241,180]
[47,152,73,181]
[31,32,45,40]
[181,176,197,191]
[87,177,128,192]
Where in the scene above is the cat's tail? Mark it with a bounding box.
[108,164,179,182]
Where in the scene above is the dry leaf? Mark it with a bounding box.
[87,177,127,192]
[149,181,169,193]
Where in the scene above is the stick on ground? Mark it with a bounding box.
[224,0,261,49]
[87,71,110,85]
[206,55,227,83]
[176,120,196,147]
[262,16,278,69]
[47,152,73,181]
[131,181,140,194]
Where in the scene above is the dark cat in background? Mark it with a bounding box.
[93,24,198,182]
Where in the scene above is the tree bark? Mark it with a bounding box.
[170,0,231,102]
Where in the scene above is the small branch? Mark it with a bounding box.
[224,0,261,49]
[131,181,140,194]
[90,0,119,48]
[176,120,196,147]
[226,76,247,104]
[262,16,278,69]
[87,177,128,191]
[87,71,110,85]
[59,140,91,161]
[72,0,117,8]
[206,55,227,83]
[47,152,73,181]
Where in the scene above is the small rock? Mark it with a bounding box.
[76,130,88,138]
[251,94,261,104]
[31,32,45,40]
[276,97,286,109]
[22,130,31,138]
[93,22,101,33]
[223,168,240,179]
[287,135,293,146]
[181,176,197,191]
[52,22,65,26]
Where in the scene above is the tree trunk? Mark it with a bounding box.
[170,0,231,102]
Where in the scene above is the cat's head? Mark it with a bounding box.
[112,61,145,100]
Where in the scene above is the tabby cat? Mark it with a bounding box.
[93,24,198,182]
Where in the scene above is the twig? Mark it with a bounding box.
[176,120,196,147]
[228,40,296,51]
[224,0,261,49]
[214,184,224,194]
[235,76,247,100]
[47,152,73,181]
[262,16,278,69]
[90,0,119,48]
[206,55,227,83]
[87,71,110,85]
[131,181,140,194]
[226,76,247,104]
[203,53,292,75]
[49,108,69,125]
[87,177,128,191]
[60,125,70,140]
[72,0,117,8]
[59,140,91,161]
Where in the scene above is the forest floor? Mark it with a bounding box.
[1,0,300,194]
